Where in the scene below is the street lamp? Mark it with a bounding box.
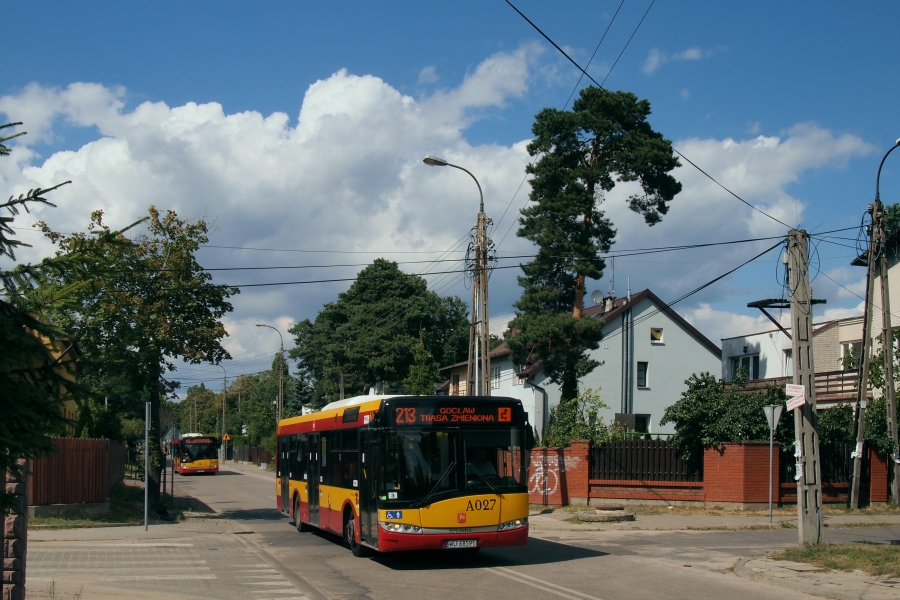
[875,137,900,504]
[216,364,227,462]
[423,155,490,396]
[256,323,285,423]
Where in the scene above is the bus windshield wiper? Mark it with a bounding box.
[466,463,503,496]
[417,461,456,508]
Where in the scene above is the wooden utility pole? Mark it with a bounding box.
[850,204,878,508]
[788,229,823,545]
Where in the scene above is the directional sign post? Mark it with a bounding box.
[764,404,784,522]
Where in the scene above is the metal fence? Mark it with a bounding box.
[590,439,702,482]
[780,442,853,484]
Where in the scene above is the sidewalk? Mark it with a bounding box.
[529,509,900,599]
[527,508,900,532]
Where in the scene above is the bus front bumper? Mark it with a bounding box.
[376,525,528,552]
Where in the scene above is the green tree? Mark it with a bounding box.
[290,259,468,406]
[38,207,237,514]
[864,330,899,456]
[0,121,81,510]
[507,88,682,403]
[661,372,793,462]
[403,335,439,395]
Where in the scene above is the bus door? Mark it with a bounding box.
[358,430,377,544]
[280,435,290,514]
[307,433,320,527]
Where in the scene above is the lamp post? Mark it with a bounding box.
[876,138,900,505]
[256,323,285,423]
[217,364,227,462]
[423,155,491,396]
[763,404,783,522]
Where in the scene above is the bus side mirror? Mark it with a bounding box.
[525,426,536,451]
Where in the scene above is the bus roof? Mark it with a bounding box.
[277,395,526,435]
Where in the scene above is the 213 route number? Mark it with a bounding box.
[395,407,417,424]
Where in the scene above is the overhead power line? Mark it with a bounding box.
[503,0,793,231]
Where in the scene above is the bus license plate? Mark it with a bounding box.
[445,539,477,549]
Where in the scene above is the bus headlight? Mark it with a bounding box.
[379,522,422,534]
[498,518,528,531]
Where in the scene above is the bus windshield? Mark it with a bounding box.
[380,428,527,504]
[181,439,218,462]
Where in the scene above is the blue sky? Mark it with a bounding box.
[3,1,899,392]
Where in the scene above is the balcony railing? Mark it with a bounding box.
[733,369,870,402]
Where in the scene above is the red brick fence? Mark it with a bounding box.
[528,440,889,507]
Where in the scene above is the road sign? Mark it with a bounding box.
[222,433,231,441]
[787,393,806,411]
[786,384,804,397]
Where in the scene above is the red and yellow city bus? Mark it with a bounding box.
[276,395,533,556]
[174,433,220,475]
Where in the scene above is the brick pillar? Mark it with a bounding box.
[704,442,776,508]
[868,448,889,504]
[3,459,28,600]
[564,440,591,506]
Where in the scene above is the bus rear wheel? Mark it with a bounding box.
[344,515,368,557]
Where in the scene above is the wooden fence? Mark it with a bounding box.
[29,438,126,505]
[232,445,274,466]
[590,440,701,482]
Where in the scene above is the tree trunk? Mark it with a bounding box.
[571,210,592,320]
[560,360,579,404]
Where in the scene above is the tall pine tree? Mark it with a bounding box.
[507,88,681,402]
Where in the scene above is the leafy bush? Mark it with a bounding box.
[661,372,792,461]
[542,388,623,447]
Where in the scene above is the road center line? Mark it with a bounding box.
[486,567,604,600]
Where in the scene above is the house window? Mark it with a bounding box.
[650,328,663,343]
[730,354,760,380]
[637,362,649,388]
[634,414,651,434]
[512,366,522,386]
[491,366,501,389]
[451,374,460,396]
[841,341,862,371]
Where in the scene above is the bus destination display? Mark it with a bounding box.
[393,404,514,426]
[183,438,214,445]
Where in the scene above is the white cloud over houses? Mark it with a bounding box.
[0,46,876,387]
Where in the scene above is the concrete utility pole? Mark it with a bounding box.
[850,204,878,508]
[423,156,492,396]
[475,208,492,396]
[788,229,823,545]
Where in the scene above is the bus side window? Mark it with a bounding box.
[320,435,328,485]
[298,434,308,479]
[342,429,359,488]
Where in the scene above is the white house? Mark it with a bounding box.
[439,289,723,437]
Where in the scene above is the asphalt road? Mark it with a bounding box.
[171,462,900,600]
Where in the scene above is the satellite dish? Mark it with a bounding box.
[590,290,603,305]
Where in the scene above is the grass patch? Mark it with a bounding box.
[772,543,900,579]
[30,482,192,528]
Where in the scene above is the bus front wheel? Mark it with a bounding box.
[344,514,367,557]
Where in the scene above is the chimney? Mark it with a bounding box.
[604,294,614,313]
